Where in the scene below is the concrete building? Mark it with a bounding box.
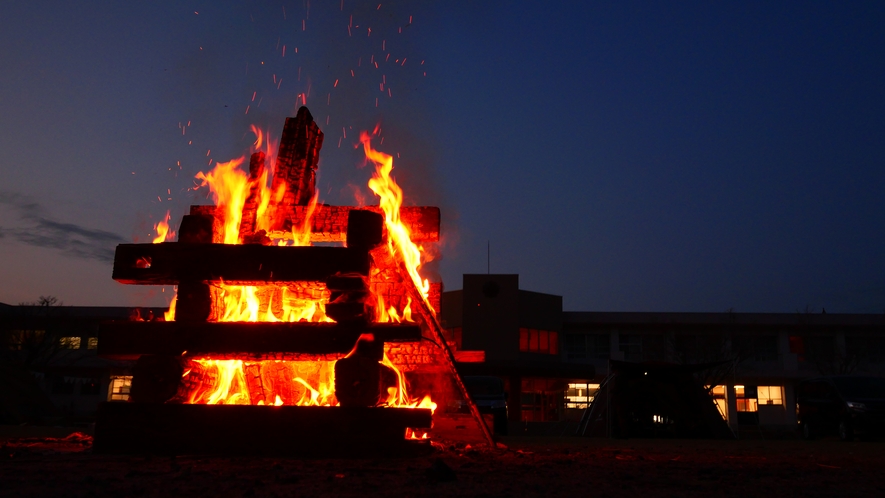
[0,302,163,423]
[441,274,885,432]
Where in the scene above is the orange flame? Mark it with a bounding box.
[196,158,249,244]
[181,124,436,420]
[152,210,175,243]
[164,294,177,321]
[360,132,432,313]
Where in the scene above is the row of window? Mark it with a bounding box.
[563,332,885,364]
[44,375,132,399]
[59,337,98,350]
[6,331,98,350]
[710,385,784,418]
[519,328,559,355]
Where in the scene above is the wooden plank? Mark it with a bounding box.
[189,205,440,242]
[112,243,370,285]
[97,321,423,359]
[297,205,440,242]
[238,151,267,240]
[93,403,432,456]
[270,107,324,233]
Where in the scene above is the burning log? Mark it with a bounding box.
[333,334,400,407]
[97,322,422,359]
[113,244,371,285]
[297,205,440,243]
[192,204,439,243]
[393,258,496,447]
[334,337,383,407]
[270,106,324,231]
[175,212,214,321]
[238,151,267,242]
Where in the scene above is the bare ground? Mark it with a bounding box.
[1,427,884,497]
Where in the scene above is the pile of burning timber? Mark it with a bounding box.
[93,107,492,456]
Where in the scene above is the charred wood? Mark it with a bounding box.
[270,106,323,232]
[113,244,372,285]
[238,151,267,240]
[129,355,183,404]
[97,321,423,359]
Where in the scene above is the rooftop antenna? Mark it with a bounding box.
[487,241,490,274]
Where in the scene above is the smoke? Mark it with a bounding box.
[0,191,125,262]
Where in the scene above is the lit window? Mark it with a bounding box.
[564,382,599,409]
[87,337,98,349]
[59,337,81,349]
[109,376,132,401]
[708,385,728,419]
[519,328,559,355]
[757,386,783,405]
[735,385,758,412]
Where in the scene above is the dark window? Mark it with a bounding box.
[805,336,836,364]
[754,335,778,361]
[619,334,641,361]
[734,335,779,362]
[643,334,666,361]
[846,336,885,363]
[80,379,101,396]
[50,376,75,395]
[589,334,610,359]
[565,334,586,360]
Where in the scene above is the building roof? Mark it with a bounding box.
[562,311,885,327]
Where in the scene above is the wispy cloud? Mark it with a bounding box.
[0,191,125,262]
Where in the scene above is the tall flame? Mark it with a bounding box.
[195,158,250,244]
[178,124,435,417]
[360,132,432,310]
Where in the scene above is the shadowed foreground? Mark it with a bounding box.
[2,427,884,497]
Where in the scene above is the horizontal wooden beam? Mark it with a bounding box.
[97,321,423,359]
[189,205,440,242]
[299,205,440,242]
[112,243,370,285]
[94,403,432,456]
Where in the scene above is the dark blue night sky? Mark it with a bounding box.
[1,1,883,313]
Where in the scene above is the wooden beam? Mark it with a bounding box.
[97,321,423,359]
[238,151,267,240]
[190,204,440,243]
[270,106,324,231]
[112,243,370,285]
[297,205,440,242]
[94,403,432,456]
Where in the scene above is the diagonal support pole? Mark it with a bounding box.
[393,258,496,448]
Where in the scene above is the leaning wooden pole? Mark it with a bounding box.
[394,258,496,448]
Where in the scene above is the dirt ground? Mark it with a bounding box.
[1,427,884,497]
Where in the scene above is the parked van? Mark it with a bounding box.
[796,376,885,440]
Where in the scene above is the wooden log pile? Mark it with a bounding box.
[95,106,492,455]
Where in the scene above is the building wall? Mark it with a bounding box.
[561,312,885,428]
[460,274,521,363]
